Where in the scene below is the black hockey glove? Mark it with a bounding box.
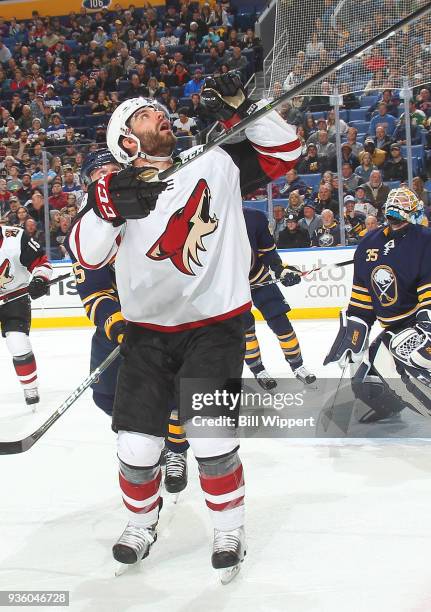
[323,310,369,367]
[274,264,301,287]
[28,276,49,300]
[90,167,168,223]
[201,72,254,127]
[104,312,128,345]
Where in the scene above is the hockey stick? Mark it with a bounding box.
[0,345,121,455]
[158,2,431,181]
[250,259,354,289]
[0,272,72,305]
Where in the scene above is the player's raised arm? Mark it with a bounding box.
[200,72,302,196]
[19,231,53,299]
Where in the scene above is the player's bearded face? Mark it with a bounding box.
[130,108,176,158]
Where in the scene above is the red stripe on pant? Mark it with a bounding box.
[119,468,161,514]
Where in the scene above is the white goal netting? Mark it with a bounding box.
[267,0,431,100]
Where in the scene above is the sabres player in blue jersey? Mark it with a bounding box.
[325,185,431,422]
[66,149,189,493]
[243,207,316,389]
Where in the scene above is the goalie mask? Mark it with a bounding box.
[106,97,173,165]
[384,186,424,226]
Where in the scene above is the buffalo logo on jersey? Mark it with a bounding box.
[146,179,218,275]
[0,258,13,289]
[371,265,398,307]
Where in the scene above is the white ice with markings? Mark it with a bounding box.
[1,322,431,612]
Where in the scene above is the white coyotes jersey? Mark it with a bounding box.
[70,104,302,331]
[73,147,252,330]
[0,227,39,296]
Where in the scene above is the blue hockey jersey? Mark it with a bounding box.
[347,224,431,328]
[243,208,283,284]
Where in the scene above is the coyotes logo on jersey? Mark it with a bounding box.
[146,178,218,275]
[0,258,14,289]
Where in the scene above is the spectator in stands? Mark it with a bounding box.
[359,137,386,168]
[311,209,341,247]
[354,151,377,183]
[391,114,423,146]
[382,143,408,182]
[5,198,23,225]
[6,164,22,192]
[326,109,348,138]
[48,182,68,210]
[183,69,205,97]
[61,167,82,199]
[340,143,359,170]
[306,118,328,146]
[227,47,248,74]
[273,204,287,244]
[368,102,397,137]
[412,176,430,208]
[416,87,431,116]
[297,143,326,174]
[277,213,310,249]
[367,89,399,120]
[44,84,62,109]
[0,178,11,217]
[362,170,390,217]
[343,127,363,158]
[343,196,365,244]
[285,191,305,219]
[304,115,317,139]
[374,124,392,155]
[279,168,308,198]
[9,93,23,121]
[16,172,32,203]
[360,214,380,238]
[298,201,322,239]
[312,183,338,216]
[0,39,12,65]
[316,130,336,166]
[341,162,360,193]
[25,188,52,225]
[123,72,149,99]
[46,113,67,142]
[173,107,198,136]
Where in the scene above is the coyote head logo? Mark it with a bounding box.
[0,259,13,289]
[146,179,218,275]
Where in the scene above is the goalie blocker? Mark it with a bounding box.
[323,310,369,368]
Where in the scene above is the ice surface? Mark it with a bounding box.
[1,322,431,612]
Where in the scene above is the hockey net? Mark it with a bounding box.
[266,0,431,100]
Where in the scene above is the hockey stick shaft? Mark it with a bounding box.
[0,344,121,455]
[250,259,354,289]
[0,272,72,305]
[158,2,431,181]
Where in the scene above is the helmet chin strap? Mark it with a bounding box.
[137,150,172,162]
[128,132,172,164]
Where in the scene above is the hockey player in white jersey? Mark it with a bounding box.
[0,225,52,405]
[68,73,302,579]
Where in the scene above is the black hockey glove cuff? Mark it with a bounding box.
[28,276,49,299]
[201,72,255,128]
[104,312,127,344]
[90,168,168,222]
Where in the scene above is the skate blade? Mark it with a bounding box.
[115,562,130,577]
[218,563,241,585]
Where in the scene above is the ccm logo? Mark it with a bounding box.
[97,176,117,219]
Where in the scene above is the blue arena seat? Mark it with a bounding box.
[349,108,368,122]
[298,174,321,192]
[243,201,268,214]
[360,95,379,108]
